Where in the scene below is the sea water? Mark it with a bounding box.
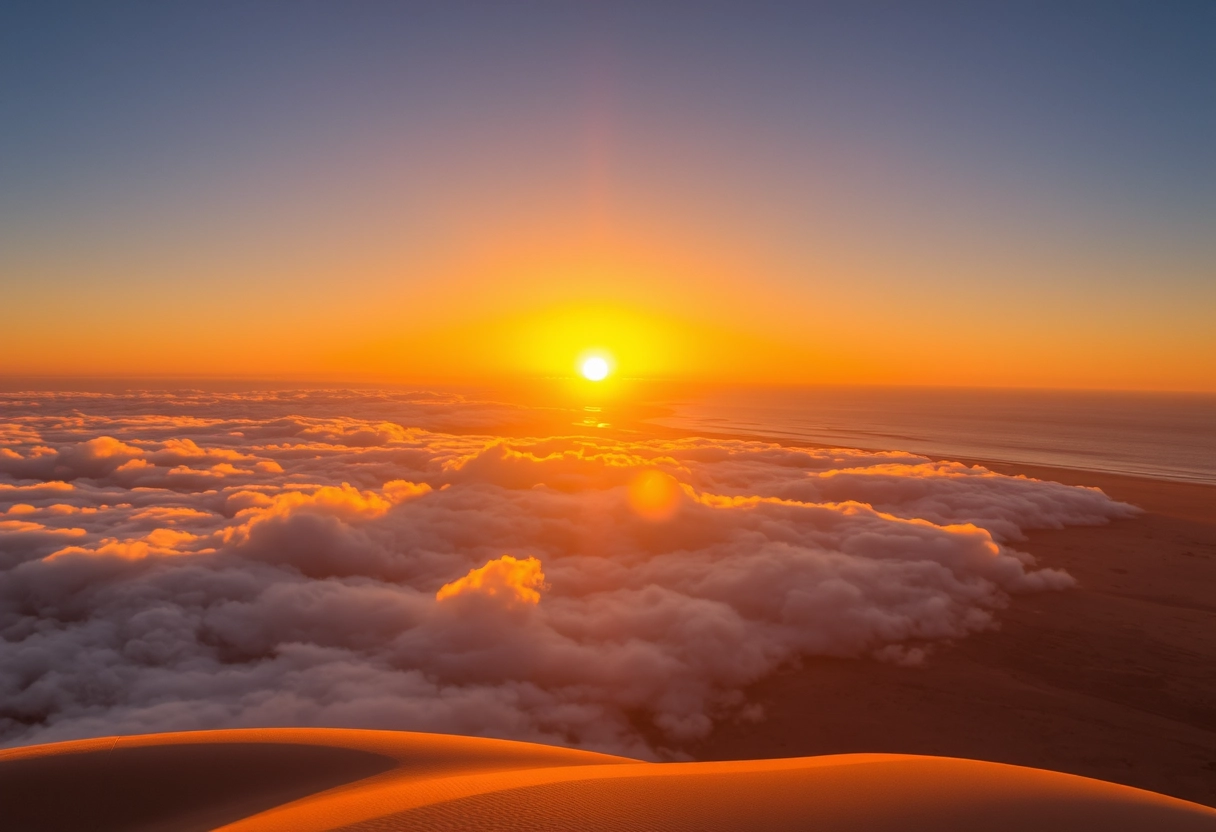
[649,386,1216,485]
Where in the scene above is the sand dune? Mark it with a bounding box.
[2,729,1213,831]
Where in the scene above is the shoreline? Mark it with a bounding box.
[677,438,1216,806]
[632,410,1216,489]
[629,416,1216,499]
[953,458,1216,523]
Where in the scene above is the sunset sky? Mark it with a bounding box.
[2,2,1213,390]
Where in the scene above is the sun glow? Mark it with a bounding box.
[628,469,682,522]
[581,355,610,381]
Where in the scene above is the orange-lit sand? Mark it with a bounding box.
[692,464,1216,805]
[2,729,1213,831]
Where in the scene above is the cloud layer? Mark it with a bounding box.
[0,390,1137,756]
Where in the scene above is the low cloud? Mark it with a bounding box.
[0,391,1137,757]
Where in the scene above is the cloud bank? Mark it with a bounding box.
[0,391,1137,756]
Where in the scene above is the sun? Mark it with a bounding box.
[580,355,610,381]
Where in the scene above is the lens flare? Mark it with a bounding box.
[628,469,682,522]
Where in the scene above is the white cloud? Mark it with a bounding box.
[0,391,1136,756]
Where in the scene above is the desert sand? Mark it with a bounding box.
[690,461,1216,806]
[2,727,1214,831]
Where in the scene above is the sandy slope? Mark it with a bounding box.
[693,465,1216,805]
[1,729,1213,831]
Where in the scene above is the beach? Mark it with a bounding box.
[692,463,1216,805]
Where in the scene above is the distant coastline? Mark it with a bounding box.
[2,378,1212,484]
[648,385,1216,485]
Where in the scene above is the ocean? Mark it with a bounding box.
[648,386,1216,485]
[1,378,1212,485]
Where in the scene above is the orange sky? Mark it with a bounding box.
[2,5,1213,392]
[6,219,1212,391]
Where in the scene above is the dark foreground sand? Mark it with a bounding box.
[1,728,1213,831]
[690,463,1216,806]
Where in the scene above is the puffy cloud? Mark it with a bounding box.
[0,390,1137,757]
[0,436,142,481]
[437,555,547,605]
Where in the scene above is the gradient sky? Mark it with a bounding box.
[1,1,1213,390]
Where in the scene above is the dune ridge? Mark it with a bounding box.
[2,729,1213,831]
